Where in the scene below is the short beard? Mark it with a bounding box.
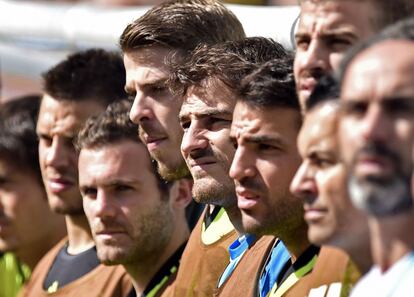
[98,203,174,266]
[348,143,413,217]
[157,159,191,182]
[349,175,412,217]
[192,177,237,209]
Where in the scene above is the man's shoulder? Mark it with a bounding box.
[21,262,131,297]
[28,238,68,281]
[200,207,236,246]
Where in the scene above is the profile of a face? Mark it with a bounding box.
[291,103,368,248]
[124,47,190,181]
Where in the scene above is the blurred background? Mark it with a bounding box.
[0,0,299,101]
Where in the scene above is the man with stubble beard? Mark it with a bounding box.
[169,37,291,297]
[120,1,245,296]
[230,58,347,297]
[78,101,192,297]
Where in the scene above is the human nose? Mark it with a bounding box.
[44,137,71,168]
[360,105,390,143]
[229,146,255,182]
[297,40,329,75]
[181,122,209,157]
[290,161,317,200]
[93,190,116,219]
[129,91,154,124]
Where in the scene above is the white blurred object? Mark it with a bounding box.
[0,0,299,99]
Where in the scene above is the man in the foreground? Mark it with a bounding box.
[230,58,347,296]
[169,37,290,297]
[78,101,191,296]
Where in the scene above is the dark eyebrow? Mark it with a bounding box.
[108,179,135,186]
[320,31,358,42]
[200,110,233,117]
[382,96,414,104]
[294,32,309,40]
[295,29,357,40]
[245,135,285,146]
[140,77,168,88]
[125,77,167,93]
[179,108,232,122]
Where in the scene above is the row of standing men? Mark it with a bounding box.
[1,0,414,296]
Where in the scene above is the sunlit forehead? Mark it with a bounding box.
[124,48,171,90]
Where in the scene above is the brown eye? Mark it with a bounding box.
[295,37,310,51]
[38,134,53,147]
[81,187,97,198]
[180,120,190,131]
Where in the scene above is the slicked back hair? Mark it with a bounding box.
[76,100,172,195]
[238,56,299,112]
[0,95,43,185]
[119,0,245,56]
[169,37,290,97]
[42,49,127,105]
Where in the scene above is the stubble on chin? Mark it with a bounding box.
[157,159,191,182]
[192,177,236,207]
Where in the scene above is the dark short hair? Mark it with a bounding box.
[42,49,127,105]
[305,74,339,112]
[0,95,43,184]
[169,37,290,96]
[338,17,414,85]
[238,56,299,111]
[119,0,245,55]
[76,100,172,195]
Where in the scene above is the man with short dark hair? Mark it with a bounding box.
[77,101,192,297]
[21,49,132,297]
[338,18,414,296]
[290,77,371,296]
[169,37,289,297]
[294,0,414,109]
[170,38,286,296]
[230,58,346,297]
[0,95,66,297]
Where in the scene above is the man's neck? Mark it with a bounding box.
[65,214,94,255]
[278,224,310,262]
[369,211,414,272]
[126,218,189,295]
[223,204,243,235]
[346,239,372,275]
